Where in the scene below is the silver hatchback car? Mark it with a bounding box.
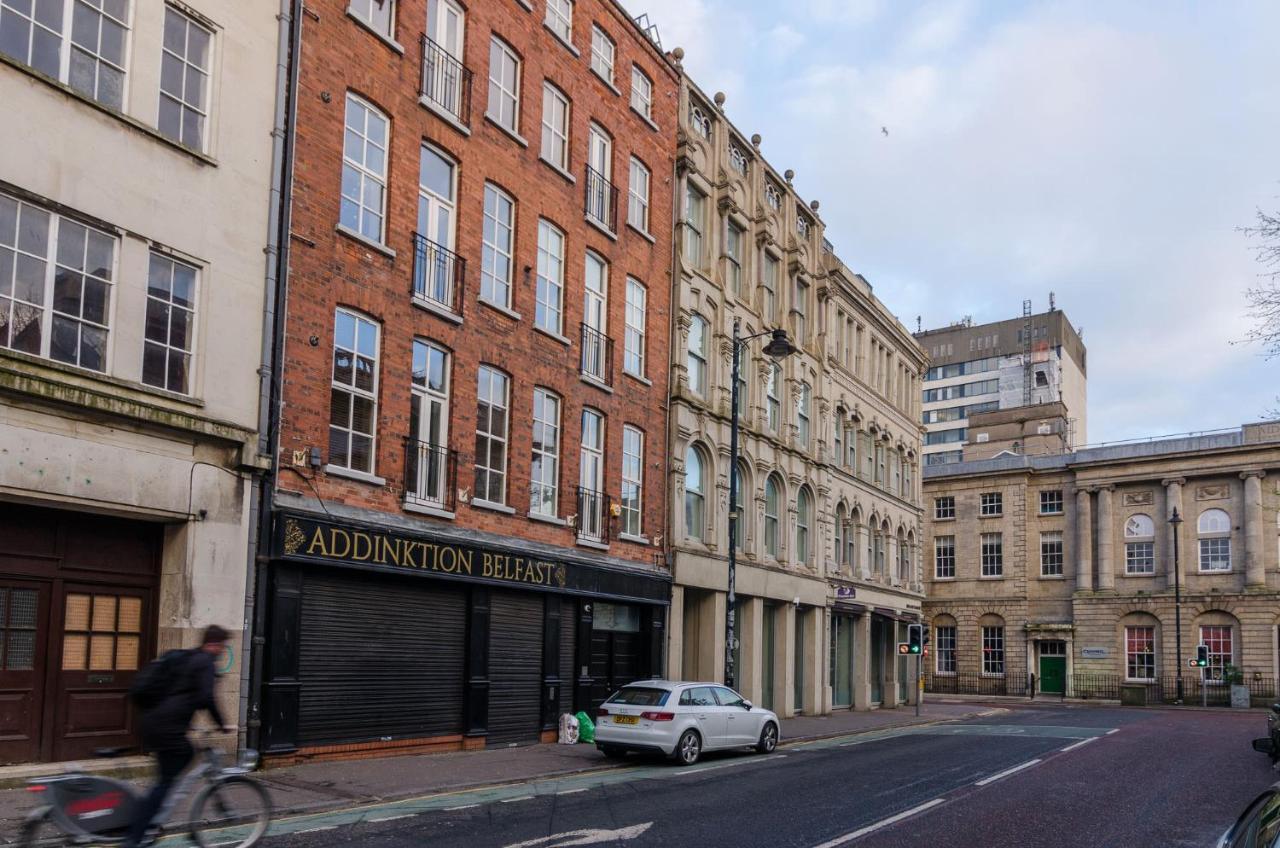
[594,680,781,766]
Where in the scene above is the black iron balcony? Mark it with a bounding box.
[579,323,613,386]
[412,233,465,316]
[576,487,611,545]
[404,438,457,511]
[420,35,472,127]
[583,165,618,232]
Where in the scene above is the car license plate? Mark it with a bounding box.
[613,715,639,725]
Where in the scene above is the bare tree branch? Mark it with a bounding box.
[1240,206,1280,358]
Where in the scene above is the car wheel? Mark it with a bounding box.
[674,729,701,766]
[600,745,627,759]
[756,722,778,754]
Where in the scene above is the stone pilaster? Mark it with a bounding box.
[1075,488,1093,592]
[1096,485,1115,591]
[1241,471,1267,588]
[1163,477,1185,586]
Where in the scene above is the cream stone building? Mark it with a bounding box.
[923,418,1280,703]
[0,2,278,762]
[666,72,927,716]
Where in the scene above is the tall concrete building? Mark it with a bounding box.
[915,304,1087,467]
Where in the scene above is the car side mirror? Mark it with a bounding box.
[1253,738,1275,755]
[1271,703,1280,714]
[742,700,753,711]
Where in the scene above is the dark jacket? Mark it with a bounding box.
[141,649,226,748]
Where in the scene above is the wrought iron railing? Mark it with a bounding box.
[419,35,472,127]
[576,487,610,544]
[923,670,1280,707]
[412,233,465,315]
[404,438,457,511]
[924,671,1029,697]
[583,165,618,232]
[579,323,613,386]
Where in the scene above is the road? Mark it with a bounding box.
[199,704,1276,848]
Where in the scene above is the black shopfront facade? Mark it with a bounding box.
[258,512,669,758]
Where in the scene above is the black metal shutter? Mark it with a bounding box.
[559,601,577,713]
[297,570,466,746]
[486,591,544,745]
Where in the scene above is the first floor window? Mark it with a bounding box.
[474,365,509,503]
[1199,537,1231,572]
[684,446,705,541]
[143,253,197,393]
[621,426,643,537]
[796,488,812,564]
[981,626,1004,675]
[764,475,781,558]
[1040,489,1064,514]
[1125,626,1155,681]
[936,626,956,674]
[1126,541,1155,574]
[1200,625,1233,681]
[529,388,560,516]
[934,536,955,579]
[1040,532,1064,576]
[981,533,1003,577]
[329,310,379,473]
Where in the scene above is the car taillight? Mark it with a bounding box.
[641,711,674,721]
[26,785,45,793]
[597,707,609,716]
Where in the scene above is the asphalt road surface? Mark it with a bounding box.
[201,704,1276,848]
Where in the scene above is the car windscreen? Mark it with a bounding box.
[606,687,670,707]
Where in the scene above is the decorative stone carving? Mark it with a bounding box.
[1196,484,1229,501]
[1123,491,1154,507]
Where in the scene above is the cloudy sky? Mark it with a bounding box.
[635,0,1280,443]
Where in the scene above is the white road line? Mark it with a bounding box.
[1106,728,1120,735]
[556,787,589,795]
[445,804,480,811]
[296,825,337,834]
[974,759,1041,786]
[368,814,416,822]
[1060,737,1097,753]
[674,755,788,776]
[502,795,535,803]
[810,798,946,848]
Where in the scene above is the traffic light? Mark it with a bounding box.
[1195,644,1209,668]
[907,624,923,655]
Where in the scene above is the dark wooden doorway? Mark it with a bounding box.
[0,582,51,763]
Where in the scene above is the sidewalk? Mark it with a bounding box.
[0,702,986,841]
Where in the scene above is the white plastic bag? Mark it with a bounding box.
[558,712,580,745]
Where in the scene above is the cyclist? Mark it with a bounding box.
[124,625,232,848]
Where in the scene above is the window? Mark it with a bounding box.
[623,278,646,377]
[1125,626,1155,681]
[934,536,955,579]
[580,251,609,381]
[480,184,515,309]
[796,382,811,447]
[487,37,520,133]
[732,463,747,551]
[980,492,1003,516]
[764,475,781,558]
[981,626,1005,675]
[630,65,652,119]
[340,94,388,242]
[1198,508,1231,572]
[689,103,711,138]
[535,219,564,334]
[0,0,131,109]
[544,0,571,41]
[590,25,614,84]
[981,533,1003,577]
[721,213,753,297]
[845,426,857,469]
[350,0,394,36]
[540,83,570,171]
[728,143,747,176]
[1040,531,1064,576]
[793,278,808,341]
[684,446,705,540]
[407,339,450,506]
[474,365,509,504]
[159,6,212,149]
[586,123,613,226]
[796,213,811,239]
[796,488,813,565]
[60,592,142,673]
[687,314,707,395]
[529,388,560,517]
[936,625,956,674]
[621,426,643,537]
[764,182,781,211]
[1040,490,1063,515]
[683,182,705,265]
[578,408,605,539]
[875,442,886,484]
[761,253,778,320]
[627,157,650,233]
[934,496,955,520]
[765,362,781,432]
[1125,513,1155,575]
[328,310,379,473]
[143,253,196,393]
[416,144,457,308]
[1200,625,1233,681]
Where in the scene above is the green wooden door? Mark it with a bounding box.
[1039,656,1066,695]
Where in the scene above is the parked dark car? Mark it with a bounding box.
[1216,780,1280,847]
[1263,704,1280,765]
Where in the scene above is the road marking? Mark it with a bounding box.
[674,754,788,776]
[502,795,535,803]
[557,787,589,795]
[503,822,653,847]
[810,798,946,847]
[296,825,337,834]
[975,759,1041,786]
[1106,728,1120,735]
[446,803,480,811]
[1060,737,1097,753]
[368,813,416,822]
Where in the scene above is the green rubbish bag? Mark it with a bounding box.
[575,711,595,743]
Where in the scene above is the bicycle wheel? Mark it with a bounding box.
[188,776,272,848]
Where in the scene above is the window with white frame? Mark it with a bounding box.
[0,0,132,109]
[1125,626,1155,681]
[630,65,652,119]
[764,181,781,212]
[796,487,813,564]
[687,313,707,395]
[684,446,706,541]
[689,103,711,138]
[474,365,509,504]
[328,310,379,473]
[1040,531,1064,576]
[544,0,572,42]
[621,425,643,537]
[349,0,394,38]
[764,475,781,558]
[143,252,196,393]
[159,6,212,150]
[792,277,808,341]
[1125,513,1155,575]
[980,492,1003,516]
[934,496,955,520]
[725,219,744,296]
[535,219,564,335]
[728,142,747,176]
[480,183,515,309]
[796,381,811,447]
[683,182,705,266]
[934,536,955,579]
[1200,624,1233,681]
[1039,489,1064,515]
[1198,508,1231,571]
[761,252,778,321]
[340,94,388,242]
[529,387,560,517]
[935,625,956,674]
[540,82,570,171]
[766,361,781,432]
[981,533,1003,577]
[627,157,649,233]
[845,425,857,468]
[487,37,520,133]
[0,195,115,372]
[623,278,646,377]
[589,25,614,84]
[408,339,450,506]
[981,626,1005,675]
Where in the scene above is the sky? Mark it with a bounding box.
[632,0,1280,443]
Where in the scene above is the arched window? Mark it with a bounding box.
[732,460,750,551]
[1198,509,1230,534]
[1125,514,1155,537]
[764,475,782,558]
[684,446,706,541]
[796,487,813,564]
[1197,508,1231,572]
[933,614,958,674]
[1124,513,1156,575]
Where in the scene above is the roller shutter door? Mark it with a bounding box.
[559,601,577,712]
[297,570,466,746]
[487,591,544,745]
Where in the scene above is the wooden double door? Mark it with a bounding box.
[0,505,160,764]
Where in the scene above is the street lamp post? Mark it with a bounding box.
[1170,507,1184,704]
[725,318,795,691]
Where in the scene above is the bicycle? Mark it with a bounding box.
[19,731,272,848]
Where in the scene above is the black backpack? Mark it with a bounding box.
[128,648,193,711]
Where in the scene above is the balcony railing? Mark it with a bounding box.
[579,323,613,386]
[404,438,457,511]
[420,35,472,127]
[583,165,618,232]
[412,233,465,316]
[576,487,610,545]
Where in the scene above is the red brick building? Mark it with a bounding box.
[256,0,678,759]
